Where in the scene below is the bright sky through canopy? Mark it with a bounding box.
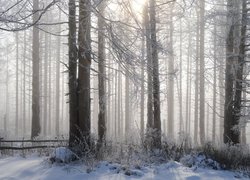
[131,0,147,19]
[132,0,146,12]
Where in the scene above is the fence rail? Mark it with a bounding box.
[0,139,68,150]
[0,139,68,143]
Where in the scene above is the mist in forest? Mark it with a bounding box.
[0,0,249,148]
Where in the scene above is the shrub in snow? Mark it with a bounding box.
[50,147,77,163]
[180,153,221,170]
[202,143,250,170]
[161,133,192,161]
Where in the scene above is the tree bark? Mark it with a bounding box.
[167,5,174,138]
[194,5,200,145]
[140,28,145,138]
[186,23,191,135]
[224,0,242,144]
[31,0,41,139]
[236,0,246,144]
[212,24,217,143]
[15,31,19,136]
[78,0,91,146]
[97,0,107,146]
[224,0,236,144]
[179,19,184,133]
[68,0,78,147]
[144,3,153,130]
[5,48,9,134]
[55,10,61,136]
[150,0,161,148]
[199,0,205,145]
[43,16,48,136]
[23,31,27,136]
[125,70,130,138]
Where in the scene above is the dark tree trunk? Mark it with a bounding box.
[144,3,153,130]
[235,0,246,144]
[150,0,161,148]
[78,0,91,146]
[31,0,41,139]
[97,0,106,146]
[199,0,205,145]
[68,0,78,147]
[224,0,244,144]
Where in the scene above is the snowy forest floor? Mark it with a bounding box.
[0,154,249,180]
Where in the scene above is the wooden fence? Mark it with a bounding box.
[0,139,68,150]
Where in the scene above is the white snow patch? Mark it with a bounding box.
[180,153,221,170]
[0,155,248,180]
[50,147,76,163]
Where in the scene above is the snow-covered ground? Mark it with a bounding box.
[0,155,248,180]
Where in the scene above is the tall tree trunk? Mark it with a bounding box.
[219,56,224,143]
[28,31,32,133]
[179,19,184,134]
[194,6,200,145]
[119,71,123,139]
[150,0,161,148]
[199,0,206,145]
[43,17,48,136]
[61,58,65,132]
[15,31,19,136]
[224,0,235,143]
[212,25,217,143]
[107,53,111,139]
[186,23,191,135]
[212,24,217,143]
[224,0,242,144]
[188,55,192,134]
[48,30,52,136]
[206,103,210,139]
[118,66,122,139]
[144,3,153,130]
[111,67,115,139]
[167,5,174,138]
[218,0,225,142]
[241,88,246,144]
[55,10,61,136]
[97,0,106,146]
[125,70,130,138]
[68,0,78,147]
[140,30,145,138]
[78,0,91,146]
[115,70,118,140]
[236,0,246,144]
[93,72,99,132]
[23,31,27,137]
[5,48,9,134]
[39,32,43,137]
[31,0,41,139]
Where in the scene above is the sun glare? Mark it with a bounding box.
[131,0,147,16]
[107,0,147,21]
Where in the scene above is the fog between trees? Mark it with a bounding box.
[0,0,249,149]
